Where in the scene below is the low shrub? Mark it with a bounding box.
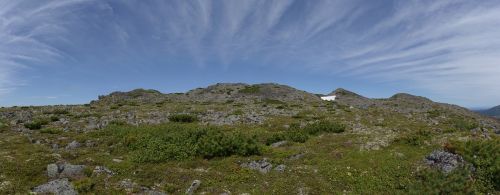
[454,139,500,191]
[168,114,197,123]
[286,130,309,143]
[409,168,475,194]
[50,116,60,122]
[24,119,49,130]
[303,121,346,135]
[451,118,479,131]
[107,124,261,163]
[397,129,431,146]
[74,178,96,193]
[265,133,287,145]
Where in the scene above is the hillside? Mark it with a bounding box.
[478,105,500,118]
[0,83,498,194]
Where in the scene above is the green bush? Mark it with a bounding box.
[24,119,49,130]
[286,130,309,143]
[451,118,479,131]
[454,139,500,191]
[303,121,346,135]
[50,116,60,122]
[108,124,261,163]
[265,133,287,145]
[198,131,260,158]
[74,178,96,193]
[397,129,431,146]
[168,114,197,123]
[409,168,475,194]
[0,121,7,129]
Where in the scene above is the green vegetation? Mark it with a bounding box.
[303,120,346,135]
[266,120,345,145]
[450,117,479,131]
[24,119,49,130]
[239,85,260,94]
[397,129,431,146]
[40,128,63,134]
[454,139,500,191]
[410,168,475,194]
[168,113,198,123]
[98,123,260,163]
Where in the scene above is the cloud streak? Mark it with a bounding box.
[1,0,499,107]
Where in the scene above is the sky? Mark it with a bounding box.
[1,0,500,108]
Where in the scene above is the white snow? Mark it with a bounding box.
[321,95,336,101]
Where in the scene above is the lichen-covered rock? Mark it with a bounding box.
[274,164,286,172]
[47,163,60,178]
[240,159,273,174]
[65,141,80,150]
[93,166,115,177]
[425,150,471,174]
[32,178,77,195]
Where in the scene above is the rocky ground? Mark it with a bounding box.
[0,83,498,194]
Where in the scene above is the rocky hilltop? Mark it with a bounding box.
[0,83,498,194]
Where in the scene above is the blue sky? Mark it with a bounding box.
[1,0,500,108]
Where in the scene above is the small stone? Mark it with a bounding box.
[113,158,123,163]
[288,153,305,161]
[274,164,286,172]
[93,166,115,176]
[270,141,288,148]
[186,180,201,195]
[47,163,59,178]
[65,141,80,150]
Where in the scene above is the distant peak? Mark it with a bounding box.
[390,93,430,101]
[329,88,365,98]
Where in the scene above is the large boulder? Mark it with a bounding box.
[32,178,77,195]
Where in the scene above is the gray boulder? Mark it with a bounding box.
[425,150,470,174]
[47,163,86,179]
[60,164,86,179]
[32,178,77,195]
[240,158,273,174]
[185,180,201,195]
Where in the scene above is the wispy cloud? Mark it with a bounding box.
[0,0,96,95]
[1,0,499,106]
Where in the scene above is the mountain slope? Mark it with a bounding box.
[479,105,500,118]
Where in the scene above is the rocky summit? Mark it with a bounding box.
[0,83,499,194]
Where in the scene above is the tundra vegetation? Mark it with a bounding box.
[0,83,498,194]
